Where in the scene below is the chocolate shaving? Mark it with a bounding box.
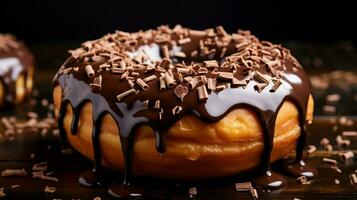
[330,166,342,173]
[173,51,186,58]
[117,89,136,101]
[335,179,340,184]
[253,71,269,84]
[270,79,282,92]
[38,175,59,182]
[216,26,228,37]
[250,188,258,200]
[189,29,207,37]
[322,158,337,165]
[159,77,166,90]
[342,131,357,137]
[232,78,246,87]
[350,174,357,185]
[189,187,197,198]
[160,58,171,68]
[172,106,183,115]
[161,45,170,59]
[336,135,350,146]
[120,71,129,80]
[154,100,160,110]
[0,189,4,198]
[143,75,157,82]
[44,186,56,194]
[218,72,234,80]
[178,38,191,45]
[164,73,175,88]
[191,50,198,57]
[297,176,311,185]
[203,60,219,69]
[307,145,316,154]
[177,68,189,74]
[326,93,341,103]
[339,151,354,161]
[111,67,125,74]
[1,169,27,177]
[235,182,252,191]
[90,75,103,92]
[92,55,105,63]
[254,83,267,93]
[320,138,330,146]
[127,79,135,88]
[323,105,336,114]
[188,77,199,89]
[11,185,20,189]
[207,78,217,91]
[197,67,208,74]
[184,76,193,82]
[325,144,333,151]
[235,41,250,51]
[32,161,48,171]
[85,65,95,78]
[174,85,189,102]
[216,84,227,91]
[220,47,227,58]
[197,85,209,101]
[131,72,139,76]
[136,78,149,91]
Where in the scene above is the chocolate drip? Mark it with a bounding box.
[57,101,68,143]
[252,106,287,189]
[93,114,105,172]
[53,26,317,196]
[154,130,166,153]
[280,108,319,178]
[281,69,319,179]
[70,107,81,134]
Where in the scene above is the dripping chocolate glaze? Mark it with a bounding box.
[53,25,317,195]
[0,34,34,107]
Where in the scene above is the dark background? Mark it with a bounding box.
[1,0,356,42]
[1,2,357,199]
[1,0,357,71]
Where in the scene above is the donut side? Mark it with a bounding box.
[53,85,313,179]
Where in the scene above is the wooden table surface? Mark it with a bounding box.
[1,41,357,200]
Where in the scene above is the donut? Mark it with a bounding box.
[53,25,317,194]
[0,34,34,108]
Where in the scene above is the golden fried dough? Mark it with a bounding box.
[53,85,313,179]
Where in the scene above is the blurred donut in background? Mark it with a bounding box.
[0,34,34,108]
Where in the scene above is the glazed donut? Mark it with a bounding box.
[0,34,34,108]
[53,25,316,190]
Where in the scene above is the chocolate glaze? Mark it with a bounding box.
[53,26,317,197]
[0,34,34,108]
